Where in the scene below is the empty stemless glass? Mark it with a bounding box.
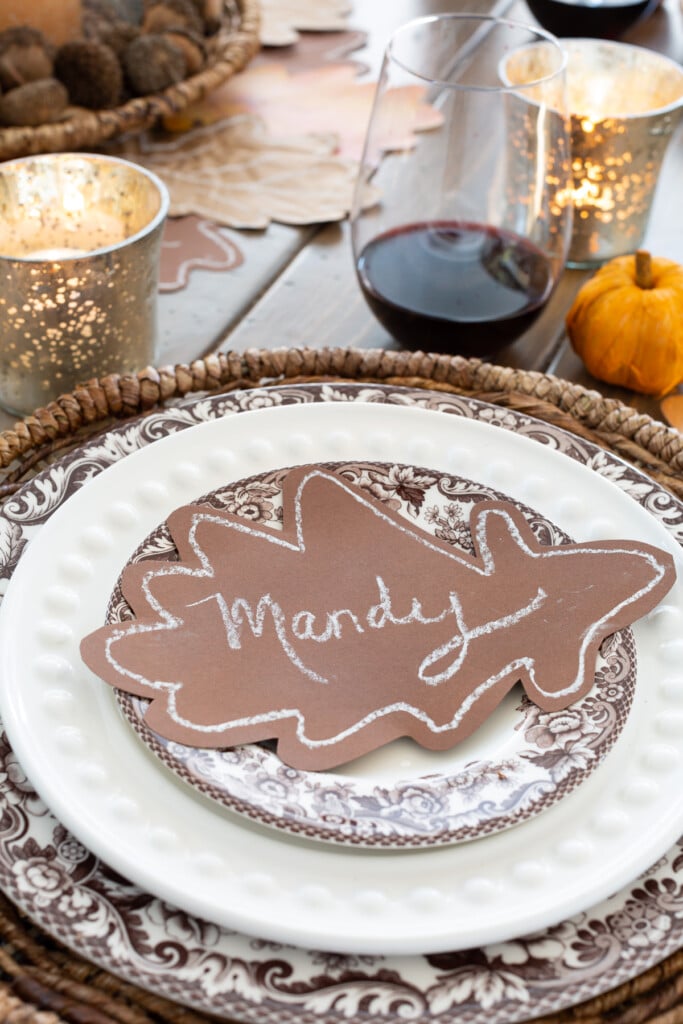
[351,14,573,357]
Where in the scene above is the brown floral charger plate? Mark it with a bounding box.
[0,382,682,1022]
[110,459,636,848]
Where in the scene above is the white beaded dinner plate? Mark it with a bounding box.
[112,460,636,848]
[0,384,682,1022]
[1,396,683,956]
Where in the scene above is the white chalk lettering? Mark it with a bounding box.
[419,588,548,685]
[187,578,548,690]
[291,608,365,642]
[188,592,327,684]
[367,576,452,629]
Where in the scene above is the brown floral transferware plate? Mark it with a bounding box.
[0,383,681,1021]
[110,460,636,848]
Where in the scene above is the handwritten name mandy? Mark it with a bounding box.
[80,466,676,769]
[189,577,547,687]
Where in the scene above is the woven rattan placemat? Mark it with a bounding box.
[0,346,681,1024]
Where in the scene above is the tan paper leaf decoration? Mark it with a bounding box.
[262,28,369,73]
[163,62,443,160]
[112,116,359,228]
[259,0,352,46]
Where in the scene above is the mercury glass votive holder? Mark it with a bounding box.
[0,153,169,416]
[504,39,683,268]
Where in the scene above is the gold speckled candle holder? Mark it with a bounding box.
[0,153,169,416]
[504,38,683,268]
[562,39,683,267]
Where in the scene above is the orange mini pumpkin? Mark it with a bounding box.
[566,250,683,396]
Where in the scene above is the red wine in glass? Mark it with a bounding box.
[525,0,658,39]
[351,16,571,356]
[356,222,554,357]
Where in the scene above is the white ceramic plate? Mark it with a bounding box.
[1,400,682,956]
[113,460,636,848]
[0,383,682,1023]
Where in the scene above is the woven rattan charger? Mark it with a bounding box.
[0,0,261,161]
[0,346,682,1024]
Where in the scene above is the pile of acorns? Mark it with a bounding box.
[0,0,223,127]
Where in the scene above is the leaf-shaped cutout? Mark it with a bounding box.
[159,215,244,292]
[111,116,359,228]
[163,62,444,160]
[81,467,676,771]
[265,28,369,73]
[259,0,352,46]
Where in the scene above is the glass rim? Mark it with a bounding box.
[560,36,683,118]
[0,152,170,263]
[386,13,568,93]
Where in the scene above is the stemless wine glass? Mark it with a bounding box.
[351,15,573,357]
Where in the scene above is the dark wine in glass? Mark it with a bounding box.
[351,15,572,358]
[356,221,553,354]
[525,0,658,40]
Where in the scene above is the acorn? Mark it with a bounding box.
[122,33,187,95]
[0,77,69,126]
[189,0,223,34]
[161,29,205,74]
[142,0,204,35]
[83,0,144,27]
[97,22,141,58]
[0,27,54,91]
[55,40,124,109]
[109,0,144,22]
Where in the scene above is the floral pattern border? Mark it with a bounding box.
[0,382,682,1024]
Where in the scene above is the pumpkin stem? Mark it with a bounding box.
[635,250,654,289]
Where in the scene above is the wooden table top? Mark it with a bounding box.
[215,0,683,425]
[1,0,680,433]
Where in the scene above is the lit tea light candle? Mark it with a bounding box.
[23,247,90,260]
[563,42,683,265]
[0,153,169,417]
[504,38,683,266]
[0,0,82,45]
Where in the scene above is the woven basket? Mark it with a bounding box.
[0,346,682,499]
[0,0,261,162]
[0,346,681,1024]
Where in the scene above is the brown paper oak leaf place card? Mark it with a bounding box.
[81,466,676,771]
